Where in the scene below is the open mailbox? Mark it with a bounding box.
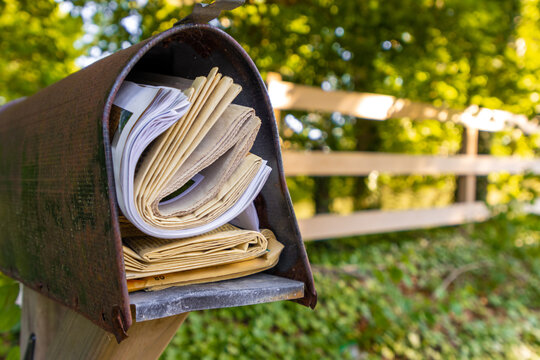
[0,20,316,341]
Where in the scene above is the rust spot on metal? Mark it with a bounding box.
[112,306,129,343]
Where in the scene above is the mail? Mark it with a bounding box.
[111,68,282,291]
[126,228,283,292]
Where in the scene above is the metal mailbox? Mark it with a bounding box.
[0,12,316,342]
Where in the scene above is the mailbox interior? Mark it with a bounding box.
[120,25,317,320]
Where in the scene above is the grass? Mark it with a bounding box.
[161,213,540,359]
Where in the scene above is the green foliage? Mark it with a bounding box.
[0,0,83,104]
[62,0,540,210]
[0,274,19,359]
[226,0,539,211]
[162,215,540,359]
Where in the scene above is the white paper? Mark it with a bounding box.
[230,202,260,231]
[111,80,271,239]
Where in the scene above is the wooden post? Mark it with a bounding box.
[266,72,282,129]
[457,126,479,203]
[20,286,187,360]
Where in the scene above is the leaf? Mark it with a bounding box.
[0,304,21,332]
[407,332,421,348]
[388,266,403,284]
[6,346,19,360]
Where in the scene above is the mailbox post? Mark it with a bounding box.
[21,286,189,359]
[0,2,316,358]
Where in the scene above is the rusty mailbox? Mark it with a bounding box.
[0,3,316,342]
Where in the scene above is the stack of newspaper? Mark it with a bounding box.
[123,225,283,291]
[110,68,282,291]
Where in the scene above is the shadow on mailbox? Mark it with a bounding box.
[0,22,317,341]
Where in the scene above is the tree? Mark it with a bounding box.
[0,0,84,104]
[14,0,538,214]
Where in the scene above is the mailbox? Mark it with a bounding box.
[0,4,316,342]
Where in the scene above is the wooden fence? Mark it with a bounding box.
[267,73,540,241]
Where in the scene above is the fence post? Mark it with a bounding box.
[266,72,282,128]
[457,125,479,203]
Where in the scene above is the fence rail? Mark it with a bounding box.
[283,151,540,176]
[266,73,540,240]
[267,73,540,134]
[298,202,490,241]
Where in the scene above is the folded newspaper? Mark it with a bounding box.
[111,68,271,238]
[111,68,281,291]
[124,225,283,292]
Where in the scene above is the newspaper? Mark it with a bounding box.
[111,81,190,198]
[123,223,268,279]
[111,68,280,291]
[111,68,271,238]
[125,228,283,292]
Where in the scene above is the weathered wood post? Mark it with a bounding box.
[20,286,188,359]
[266,72,283,129]
[457,125,479,203]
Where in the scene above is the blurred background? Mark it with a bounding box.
[1,0,540,358]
